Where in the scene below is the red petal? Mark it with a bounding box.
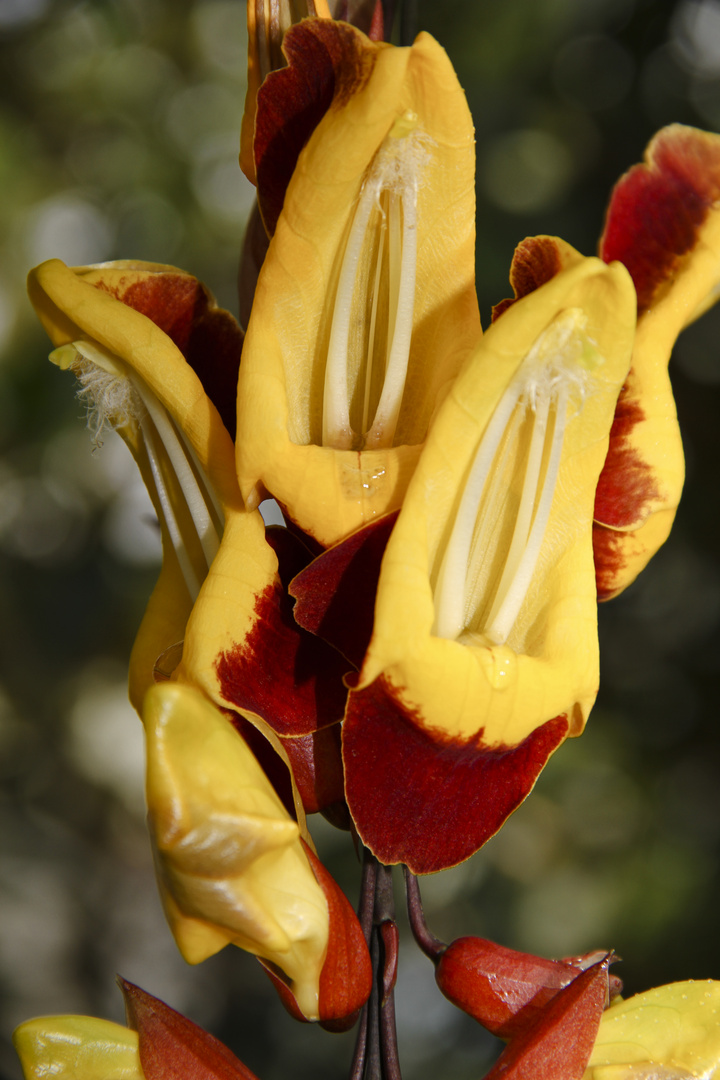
[96,273,243,440]
[258,841,372,1029]
[303,841,373,1030]
[593,384,659,532]
[255,20,379,235]
[600,125,720,314]
[435,937,582,1039]
[483,960,609,1080]
[231,705,346,816]
[119,978,259,1080]
[281,724,345,814]
[343,676,569,874]
[290,513,398,668]
[492,237,566,322]
[228,711,296,818]
[215,527,351,740]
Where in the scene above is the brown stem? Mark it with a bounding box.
[403,866,446,962]
[349,854,403,1079]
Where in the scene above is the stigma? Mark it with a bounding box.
[322,111,431,451]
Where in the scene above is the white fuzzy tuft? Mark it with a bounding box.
[72,357,146,446]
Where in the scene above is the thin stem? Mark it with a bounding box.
[350,853,404,1080]
[358,847,379,944]
[403,867,446,962]
[349,1004,369,1080]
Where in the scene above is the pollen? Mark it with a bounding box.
[432,308,601,647]
[322,112,432,451]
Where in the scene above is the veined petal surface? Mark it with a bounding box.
[344,257,636,872]
[236,22,480,548]
[584,981,720,1079]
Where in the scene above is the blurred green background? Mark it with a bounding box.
[2,1,720,1078]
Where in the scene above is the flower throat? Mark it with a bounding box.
[322,111,431,451]
[432,309,602,648]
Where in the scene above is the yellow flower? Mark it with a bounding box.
[142,681,330,1020]
[27,258,244,709]
[235,20,480,548]
[584,981,720,1078]
[341,253,636,873]
[595,124,720,599]
[14,1016,144,1080]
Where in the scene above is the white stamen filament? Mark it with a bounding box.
[483,391,551,635]
[361,210,387,435]
[141,417,203,599]
[321,116,429,451]
[129,379,221,568]
[65,339,222,602]
[432,372,530,641]
[364,186,418,449]
[178,426,225,530]
[432,309,595,647]
[485,384,569,645]
[322,178,377,449]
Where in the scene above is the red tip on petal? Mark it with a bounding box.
[483,959,609,1080]
[257,960,309,1024]
[119,977,259,1080]
[600,125,720,313]
[368,0,384,40]
[492,237,567,322]
[592,522,631,602]
[302,841,373,1030]
[290,513,398,669]
[96,274,243,441]
[255,20,378,235]
[593,385,659,531]
[435,937,582,1039]
[343,676,569,874]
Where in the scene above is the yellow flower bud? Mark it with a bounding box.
[142,681,330,1020]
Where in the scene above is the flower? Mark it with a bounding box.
[27,258,244,708]
[14,979,260,1080]
[594,124,720,600]
[235,19,480,548]
[584,980,720,1079]
[337,252,637,873]
[14,1016,146,1080]
[26,259,371,1023]
[144,680,327,1019]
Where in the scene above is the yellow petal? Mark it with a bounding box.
[142,681,329,1021]
[236,27,480,547]
[14,1016,143,1080]
[359,255,636,747]
[584,981,720,1079]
